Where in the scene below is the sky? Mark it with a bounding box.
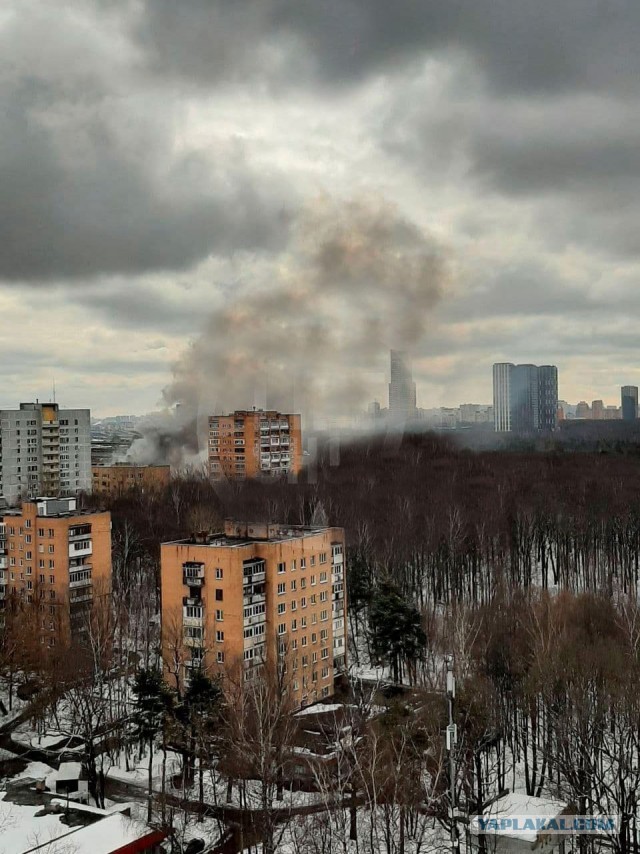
[1,0,640,417]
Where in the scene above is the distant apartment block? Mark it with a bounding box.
[493,363,558,433]
[621,386,639,421]
[0,497,111,641]
[208,411,302,480]
[92,463,170,495]
[160,520,346,707]
[0,403,91,507]
[388,350,417,422]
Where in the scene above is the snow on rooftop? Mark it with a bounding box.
[51,811,163,854]
[0,793,161,854]
[56,761,82,781]
[294,703,342,717]
[474,793,569,843]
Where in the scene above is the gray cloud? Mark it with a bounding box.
[0,2,291,282]
[134,0,640,95]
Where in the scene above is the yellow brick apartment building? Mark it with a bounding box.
[92,463,171,496]
[161,520,346,706]
[0,497,111,643]
[208,411,303,480]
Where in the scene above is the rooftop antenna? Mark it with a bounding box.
[52,378,56,404]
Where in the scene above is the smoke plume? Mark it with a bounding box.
[130,195,449,464]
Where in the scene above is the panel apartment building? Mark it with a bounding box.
[0,403,91,507]
[0,497,111,642]
[161,520,346,707]
[208,411,302,480]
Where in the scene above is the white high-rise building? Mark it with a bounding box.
[0,403,91,506]
[493,363,513,432]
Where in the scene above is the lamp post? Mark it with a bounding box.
[446,656,459,854]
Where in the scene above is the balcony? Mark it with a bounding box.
[69,542,92,559]
[183,563,205,587]
[69,575,92,590]
[184,635,205,648]
[0,558,7,571]
[183,614,204,628]
[69,591,93,605]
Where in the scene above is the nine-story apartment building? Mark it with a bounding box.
[161,519,346,707]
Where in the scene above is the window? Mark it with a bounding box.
[215,567,223,579]
[312,650,318,662]
[39,560,44,568]
[49,575,54,584]
[215,589,223,601]
[312,633,317,644]
[300,578,307,590]
[291,638,298,650]
[300,558,306,569]
[321,610,328,621]
[301,597,307,609]
[320,590,328,602]
[291,600,297,611]
[291,559,297,571]
[49,560,54,569]
[278,623,286,635]
[312,613,317,624]
[321,648,329,660]
[310,594,316,605]
[302,655,308,668]
[301,616,307,628]
[277,582,286,595]
[301,635,308,646]
[311,575,316,586]
[277,603,286,615]
[217,651,225,663]
[216,609,224,621]
[48,529,54,538]
[37,528,44,537]
[277,561,286,574]
[310,556,316,567]
[322,666,329,679]
[216,630,224,642]
[320,628,328,641]
[290,580,296,591]
[291,619,297,631]
[185,605,202,619]
[320,572,327,583]
[48,545,54,554]
[319,552,327,564]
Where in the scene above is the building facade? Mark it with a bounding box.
[92,463,170,495]
[161,520,346,707]
[0,403,91,507]
[621,386,638,421]
[208,411,302,480]
[493,363,558,433]
[493,363,513,432]
[0,497,111,641]
[388,350,417,422]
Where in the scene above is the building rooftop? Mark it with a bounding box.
[163,519,335,548]
[2,498,102,519]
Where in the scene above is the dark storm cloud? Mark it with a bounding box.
[0,2,290,282]
[75,283,206,332]
[135,0,640,94]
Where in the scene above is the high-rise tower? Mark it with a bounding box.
[388,350,417,422]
